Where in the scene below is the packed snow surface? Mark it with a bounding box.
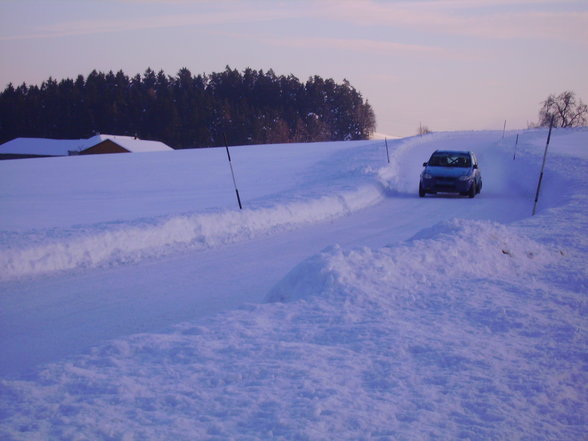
[1,129,587,440]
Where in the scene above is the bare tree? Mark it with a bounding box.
[417,123,432,136]
[538,91,587,128]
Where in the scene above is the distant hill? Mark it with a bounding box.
[0,66,376,149]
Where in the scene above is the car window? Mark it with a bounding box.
[429,153,471,167]
[428,155,446,166]
[454,156,471,167]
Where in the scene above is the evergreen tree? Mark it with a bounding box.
[0,67,376,148]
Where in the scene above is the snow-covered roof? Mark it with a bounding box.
[83,134,173,153]
[0,134,173,156]
[0,138,85,156]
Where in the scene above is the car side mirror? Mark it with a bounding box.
[423,162,428,167]
[473,164,478,169]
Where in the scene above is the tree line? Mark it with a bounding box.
[0,67,376,148]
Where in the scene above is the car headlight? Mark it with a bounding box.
[458,175,472,181]
[422,173,433,179]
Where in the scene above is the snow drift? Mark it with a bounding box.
[0,184,384,281]
[266,218,561,303]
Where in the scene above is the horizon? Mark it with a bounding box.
[1,0,587,137]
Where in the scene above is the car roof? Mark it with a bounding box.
[432,150,472,155]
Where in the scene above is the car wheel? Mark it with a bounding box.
[419,183,426,198]
[468,183,476,198]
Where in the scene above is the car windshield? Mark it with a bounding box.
[428,153,471,167]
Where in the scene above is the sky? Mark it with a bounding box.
[0,0,587,137]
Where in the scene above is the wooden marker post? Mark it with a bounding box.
[532,116,554,216]
[224,134,243,210]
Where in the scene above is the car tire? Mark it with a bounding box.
[419,183,426,198]
[468,183,476,198]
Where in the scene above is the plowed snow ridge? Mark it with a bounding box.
[0,184,385,280]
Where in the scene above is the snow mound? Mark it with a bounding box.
[266,218,560,303]
[0,184,384,281]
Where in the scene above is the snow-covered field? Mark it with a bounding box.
[1,129,586,440]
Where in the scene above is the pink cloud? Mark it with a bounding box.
[267,35,452,57]
[316,0,588,45]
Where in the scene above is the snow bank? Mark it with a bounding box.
[266,218,560,304]
[0,183,385,281]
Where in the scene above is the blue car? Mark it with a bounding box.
[419,150,482,198]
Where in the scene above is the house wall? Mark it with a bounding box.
[80,140,130,155]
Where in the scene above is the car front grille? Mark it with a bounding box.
[434,177,458,189]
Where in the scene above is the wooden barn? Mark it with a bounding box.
[79,139,134,155]
[78,135,174,155]
[0,134,173,160]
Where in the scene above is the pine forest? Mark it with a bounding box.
[0,67,376,149]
